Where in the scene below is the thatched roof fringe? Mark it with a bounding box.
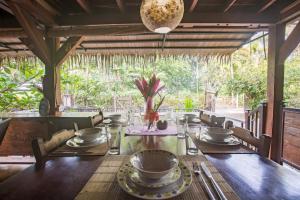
[61,53,231,74]
[1,53,231,74]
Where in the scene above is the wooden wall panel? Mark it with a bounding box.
[0,118,49,155]
[282,109,300,168]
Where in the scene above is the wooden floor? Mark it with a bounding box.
[0,164,30,183]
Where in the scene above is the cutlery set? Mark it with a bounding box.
[193,162,228,200]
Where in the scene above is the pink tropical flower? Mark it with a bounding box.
[134,74,164,100]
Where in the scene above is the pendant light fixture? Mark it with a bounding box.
[140,0,184,34]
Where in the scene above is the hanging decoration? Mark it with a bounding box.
[140,0,184,34]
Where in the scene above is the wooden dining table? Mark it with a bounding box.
[0,134,300,200]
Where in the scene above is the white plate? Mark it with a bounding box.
[117,161,192,200]
[66,136,107,148]
[129,166,181,188]
[200,134,241,146]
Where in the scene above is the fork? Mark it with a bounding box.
[193,162,216,200]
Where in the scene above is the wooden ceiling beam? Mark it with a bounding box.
[223,0,238,13]
[257,0,277,13]
[81,38,245,44]
[76,46,239,50]
[188,0,198,13]
[0,0,13,15]
[278,0,300,24]
[55,36,83,66]
[279,21,300,63]
[35,0,60,16]
[57,12,277,26]
[280,0,300,14]
[76,0,92,14]
[0,38,248,46]
[0,27,258,38]
[9,0,56,26]
[7,1,50,65]
[116,0,126,13]
[19,37,47,63]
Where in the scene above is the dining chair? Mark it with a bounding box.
[230,127,271,157]
[90,111,104,127]
[210,115,225,127]
[0,118,11,145]
[32,129,74,164]
[224,120,234,129]
[200,113,211,124]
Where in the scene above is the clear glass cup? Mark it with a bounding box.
[185,125,199,155]
[105,124,121,155]
[176,116,185,139]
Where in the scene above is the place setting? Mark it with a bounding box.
[189,126,255,154]
[50,126,110,156]
[75,149,240,200]
[199,127,240,146]
[117,150,192,199]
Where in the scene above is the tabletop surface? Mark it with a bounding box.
[0,135,300,200]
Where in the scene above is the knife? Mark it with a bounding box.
[200,162,228,200]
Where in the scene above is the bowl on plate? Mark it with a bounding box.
[204,127,233,142]
[75,128,102,143]
[130,150,179,180]
[183,113,197,121]
[107,114,122,123]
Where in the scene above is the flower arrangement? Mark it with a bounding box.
[134,74,165,130]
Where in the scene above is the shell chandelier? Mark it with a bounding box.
[140,0,184,34]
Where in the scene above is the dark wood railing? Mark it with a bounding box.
[244,102,268,138]
[282,107,300,170]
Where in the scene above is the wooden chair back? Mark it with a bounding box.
[224,120,234,129]
[200,113,211,124]
[90,111,104,127]
[0,118,11,145]
[230,127,271,157]
[32,129,74,163]
[210,115,225,127]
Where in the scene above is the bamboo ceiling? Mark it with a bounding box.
[0,0,299,60]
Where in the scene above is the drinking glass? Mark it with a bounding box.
[185,125,199,155]
[105,124,121,155]
[176,116,185,139]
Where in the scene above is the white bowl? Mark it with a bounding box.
[205,127,233,142]
[130,150,179,180]
[107,114,122,123]
[75,128,102,142]
[183,113,197,121]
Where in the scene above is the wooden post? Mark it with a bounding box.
[258,101,268,135]
[44,37,60,115]
[266,24,285,163]
[244,109,251,130]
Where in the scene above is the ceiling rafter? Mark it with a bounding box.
[35,0,60,16]
[223,0,238,13]
[279,21,300,63]
[55,36,84,66]
[7,1,51,65]
[280,0,300,14]
[0,0,13,15]
[76,0,92,14]
[116,0,126,13]
[57,12,277,26]
[188,0,198,13]
[279,0,300,23]
[10,0,56,26]
[257,0,277,13]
